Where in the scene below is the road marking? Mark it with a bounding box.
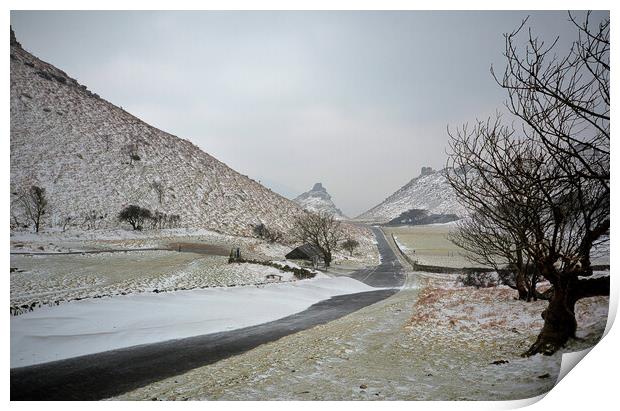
[361,266,379,282]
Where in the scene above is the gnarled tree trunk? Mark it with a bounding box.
[524,276,610,356]
[515,269,528,301]
[514,249,529,300]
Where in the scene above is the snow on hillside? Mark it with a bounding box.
[356,167,467,223]
[10,30,304,237]
[293,183,348,219]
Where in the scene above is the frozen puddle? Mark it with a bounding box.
[11,277,375,368]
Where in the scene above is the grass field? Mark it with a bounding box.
[382,223,609,269]
[9,250,298,312]
[382,224,477,268]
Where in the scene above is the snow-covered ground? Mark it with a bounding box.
[10,227,291,258]
[11,224,380,263]
[114,272,609,401]
[10,226,380,313]
[392,235,410,252]
[11,276,375,368]
[10,252,307,311]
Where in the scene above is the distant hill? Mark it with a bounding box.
[10,29,306,237]
[293,183,348,219]
[356,167,467,223]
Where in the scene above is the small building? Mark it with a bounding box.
[285,244,322,261]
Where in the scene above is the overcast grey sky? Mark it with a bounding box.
[10,11,607,216]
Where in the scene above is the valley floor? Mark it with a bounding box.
[113,272,608,401]
[11,276,376,368]
[10,226,609,401]
[10,227,379,313]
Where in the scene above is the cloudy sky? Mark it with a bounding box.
[10,11,606,216]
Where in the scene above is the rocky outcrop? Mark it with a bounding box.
[293,183,347,219]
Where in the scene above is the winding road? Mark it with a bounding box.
[11,227,406,401]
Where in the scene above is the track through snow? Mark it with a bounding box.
[11,228,404,400]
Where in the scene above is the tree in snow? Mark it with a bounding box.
[124,143,141,166]
[342,238,360,256]
[253,223,270,239]
[446,12,609,356]
[253,223,283,243]
[291,211,343,267]
[150,210,165,229]
[60,214,74,232]
[82,210,107,230]
[118,205,152,230]
[151,181,165,204]
[17,185,48,233]
[448,205,541,302]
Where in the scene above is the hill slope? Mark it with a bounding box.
[293,183,347,219]
[9,30,304,237]
[356,167,467,223]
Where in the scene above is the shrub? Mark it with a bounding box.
[253,223,283,243]
[118,205,152,230]
[457,271,499,288]
[342,238,360,256]
[16,185,48,233]
[82,210,107,230]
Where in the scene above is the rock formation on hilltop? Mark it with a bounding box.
[293,183,348,219]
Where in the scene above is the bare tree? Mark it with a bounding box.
[253,223,283,243]
[124,143,141,166]
[151,181,165,204]
[167,214,181,228]
[253,223,270,239]
[492,12,609,190]
[150,210,165,229]
[60,215,73,232]
[448,208,537,301]
[497,12,609,356]
[291,211,343,267]
[342,238,360,256]
[17,185,48,233]
[82,210,107,230]
[447,12,609,356]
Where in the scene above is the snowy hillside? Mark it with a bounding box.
[356,167,467,223]
[293,183,347,219]
[10,30,306,237]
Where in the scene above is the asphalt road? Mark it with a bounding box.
[347,226,406,288]
[11,227,404,401]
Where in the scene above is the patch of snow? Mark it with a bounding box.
[11,276,375,368]
[393,235,409,251]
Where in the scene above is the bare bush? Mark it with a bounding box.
[457,271,499,289]
[253,223,283,243]
[82,210,107,230]
[17,185,48,233]
[151,181,165,204]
